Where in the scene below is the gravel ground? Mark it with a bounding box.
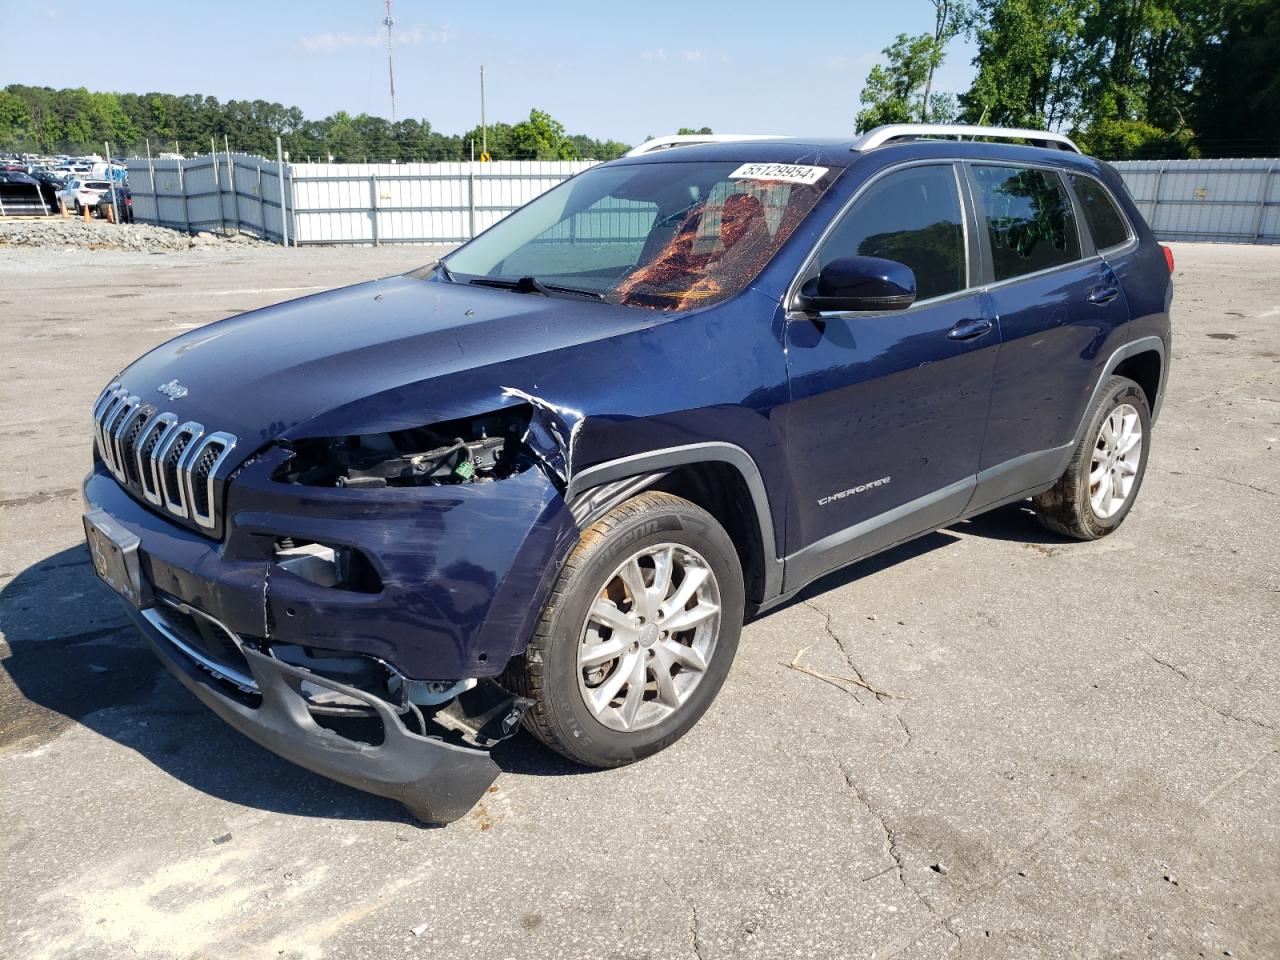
[0,217,272,252]
[0,242,1277,960]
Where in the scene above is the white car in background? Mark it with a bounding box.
[59,178,113,213]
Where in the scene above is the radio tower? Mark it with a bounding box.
[383,0,397,123]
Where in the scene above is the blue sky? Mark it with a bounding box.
[2,0,977,142]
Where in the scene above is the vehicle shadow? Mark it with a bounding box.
[0,501,1066,822]
[761,499,1072,617]
[951,499,1076,545]
[0,543,574,824]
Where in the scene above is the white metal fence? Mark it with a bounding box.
[1111,159,1279,244]
[289,160,596,244]
[125,154,597,246]
[125,154,1279,247]
[128,153,292,242]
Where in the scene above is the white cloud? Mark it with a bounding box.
[642,48,710,63]
[299,23,452,53]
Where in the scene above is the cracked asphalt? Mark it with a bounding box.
[1,240,1277,960]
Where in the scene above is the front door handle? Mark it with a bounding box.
[947,317,993,341]
[1088,285,1120,305]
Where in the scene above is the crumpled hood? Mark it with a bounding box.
[114,274,655,454]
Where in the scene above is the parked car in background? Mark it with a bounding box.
[0,171,52,215]
[59,178,112,213]
[96,183,133,222]
[29,170,65,212]
[83,124,1173,825]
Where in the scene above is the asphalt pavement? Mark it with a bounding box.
[1,239,1277,960]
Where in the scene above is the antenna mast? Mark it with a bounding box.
[383,0,397,123]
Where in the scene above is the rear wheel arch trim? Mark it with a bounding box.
[566,443,783,601]
[1074,335,1167,445]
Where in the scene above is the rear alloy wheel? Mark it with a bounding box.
[1034,375,1151,539]
[510,491,743,767]
[1089,403,1144,520]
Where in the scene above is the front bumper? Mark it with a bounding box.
[128,600,500,823]
[82,450,580,680]
[82,450,573,822]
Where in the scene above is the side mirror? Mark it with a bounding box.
[795,255,917,313]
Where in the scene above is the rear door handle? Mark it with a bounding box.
[1088,285,1120,305]
[947,317,993,341]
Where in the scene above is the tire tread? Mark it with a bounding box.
[1033,375,1149,540]
[507,491,736,767]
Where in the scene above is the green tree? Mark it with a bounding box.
[0,90,32,149]
[677,126,714,135]
[1192,0,1280,153]
[323,111,363,161]
[1070,0,1211,154]
[566,134,631,160]
[509,109,577,160]
[961,0,1087,129]
[856,33,958,132]
[921,1,970,121]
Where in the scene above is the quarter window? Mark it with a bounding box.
[972,165,1081,281]
[1069,175,1131,251]
[812,165,966,302]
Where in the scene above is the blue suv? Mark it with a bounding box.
[83,125,1173,823]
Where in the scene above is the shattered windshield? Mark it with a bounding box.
[441,160,839,310]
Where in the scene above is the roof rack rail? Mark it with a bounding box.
[851,124,1081,154]
[624,134,785,158]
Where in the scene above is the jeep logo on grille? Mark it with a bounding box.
[157,379,189,400]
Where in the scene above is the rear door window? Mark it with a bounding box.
[1069,175,1131,251]
[811,164,967,302]
[971,165,1081,282]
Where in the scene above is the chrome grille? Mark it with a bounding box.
[92,382,238,533]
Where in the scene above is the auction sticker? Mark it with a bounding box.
[728,162,829,185]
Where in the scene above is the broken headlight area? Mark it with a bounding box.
[272,404,558,490]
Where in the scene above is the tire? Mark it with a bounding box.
[509,491,744,768]
[1034,375,1151,540]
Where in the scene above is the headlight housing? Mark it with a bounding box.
[272,404,551,490]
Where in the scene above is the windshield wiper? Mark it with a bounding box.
[469,276,604,301]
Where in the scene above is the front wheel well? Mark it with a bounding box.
[650,461,767,606]
[1112,350,1162,412]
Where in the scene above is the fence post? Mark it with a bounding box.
[256,165,266,239]
[178,156,190,232]
[225,135,241,233]
[1251,164,1275,244]
[468,167,476,239]
[1149,162,1166,233]
[210,136,226,234]
[370,173,380,245]
[276,137,289,248]
[145,138,156,224]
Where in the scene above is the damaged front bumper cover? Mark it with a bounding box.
[128,602,528,824]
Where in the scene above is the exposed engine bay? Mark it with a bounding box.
[273,403,556,489]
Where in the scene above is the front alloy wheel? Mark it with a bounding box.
[510,491,744,768]
[577,543,722,733]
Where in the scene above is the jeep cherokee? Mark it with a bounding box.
[82,124,1173,823]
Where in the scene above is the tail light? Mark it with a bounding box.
[1161,245,1175,273]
